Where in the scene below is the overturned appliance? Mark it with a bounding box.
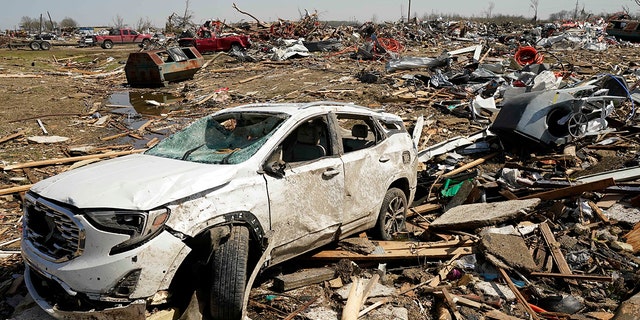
[125,47,204,87]
[490,76,629,148]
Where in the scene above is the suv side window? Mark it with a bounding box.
[282,117,331,163]
[336,114,383,153]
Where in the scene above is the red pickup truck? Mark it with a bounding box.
[178,29,251,54]
[94,28,153,49]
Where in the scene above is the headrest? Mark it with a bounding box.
[297,124,320,144]
[352,124,368,139]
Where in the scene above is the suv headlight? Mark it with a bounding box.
[85,208,170,254]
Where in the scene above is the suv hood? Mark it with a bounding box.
[30,154,237,210]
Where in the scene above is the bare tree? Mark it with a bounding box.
[19,16,39,33]
[484,2,495,18]
[59,17,78,31]
[530,0,539,22]
[136,17,154,33]
[112,14,125,29]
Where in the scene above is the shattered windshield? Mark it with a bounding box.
[145,112,288,164]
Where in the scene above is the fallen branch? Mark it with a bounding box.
[232,3,270,28]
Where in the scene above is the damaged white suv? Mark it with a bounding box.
[21,101,418,319]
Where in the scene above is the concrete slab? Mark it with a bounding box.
[481,233,539,273]
[430,198,541,230]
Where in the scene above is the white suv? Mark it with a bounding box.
[21,101,418,319]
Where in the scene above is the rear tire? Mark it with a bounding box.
[29,41,40,50]
[375,188,407,240]
[39,41,51,50]
[209,225,249,320]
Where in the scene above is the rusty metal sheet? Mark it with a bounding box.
[125,47,204,87]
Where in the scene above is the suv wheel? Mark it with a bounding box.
[209,225,249,319]
[375,188,407,240]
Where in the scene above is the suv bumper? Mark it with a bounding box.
[22,226,190,317]
[25,266,147,320]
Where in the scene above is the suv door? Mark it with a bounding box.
[262,116,344,264]
[336,113,398,234]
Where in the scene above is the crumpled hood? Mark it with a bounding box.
[30,154,236,210]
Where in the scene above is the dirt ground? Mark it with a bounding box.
[1,39,640,319]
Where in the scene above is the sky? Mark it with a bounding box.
[2,0,637,31]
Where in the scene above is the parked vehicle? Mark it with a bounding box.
[21,101,418,319]
[93,28,153,49]
[178,27,251,53]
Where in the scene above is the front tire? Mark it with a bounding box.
[102,40,113,49]
[210,225,249,320]
[375,188,407,240]
[29,41,40,50]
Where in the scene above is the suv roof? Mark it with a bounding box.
[219,101,398,119]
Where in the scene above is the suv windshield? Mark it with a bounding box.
[145,112,288,164]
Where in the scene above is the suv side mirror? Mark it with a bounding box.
[262,147,286,178]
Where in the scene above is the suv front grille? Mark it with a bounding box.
[24,194,85,262]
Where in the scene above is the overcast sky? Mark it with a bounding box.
[2,0,637,30]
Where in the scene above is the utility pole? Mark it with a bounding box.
[407,0,412,23]
[47,11,54,33]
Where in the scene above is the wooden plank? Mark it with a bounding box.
[587,200,610,223]
[273,267,335,292]
[623,222,640,254]
[365,239,475,250]
[529,272,612,282]
[442,152,498,178]
[539,222,575,284]
[484,309,525,320]
[497,268,540,320]
[1,149,145,171]
[308,245,473,261]
[408,203,441,217]
[499,189,519,200]
[427,253,461,287]
[0,130,25,144]
[441,287,464,320]
[521,178,615,200]
[0,184,32,196]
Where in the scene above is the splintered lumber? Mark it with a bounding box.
[0,74,42,78]
[341,274,379,320]
[0,130,25,144]
[0,184,32,196]
[283,296,318,320]
[408,203,441,218]
[237,74,264,84]
[498,268,540,320]
[1,149,144,171]
[441,287,464,320]
[308,239,475,260]
[442,152,498,178]
[428,253,462,288]
[273,267,335,292]
[484,309,524,320]
[521,178,615,200]
[529,272,613,282]
[587,200,610,223]
[539,222,577,285]
[623,222,640,254]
